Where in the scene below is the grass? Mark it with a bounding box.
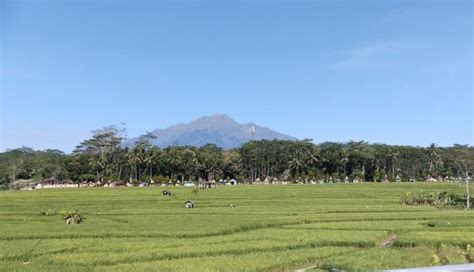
[0,183,472,271]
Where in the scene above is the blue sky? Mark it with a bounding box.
[1,0,473,152]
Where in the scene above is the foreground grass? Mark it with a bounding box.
[0,183,472,271]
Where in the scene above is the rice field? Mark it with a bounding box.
[0,183,472,271]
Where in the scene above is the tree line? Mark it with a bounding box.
[0,126,472,188]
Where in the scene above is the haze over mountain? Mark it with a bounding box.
[125,114,297,149]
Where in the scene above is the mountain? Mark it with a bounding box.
[124,114,297,149]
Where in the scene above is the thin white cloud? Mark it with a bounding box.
[328,41,424,71]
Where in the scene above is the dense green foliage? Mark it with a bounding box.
[0,184,473,271]
[0,127,472,187]
[402,191,469,208]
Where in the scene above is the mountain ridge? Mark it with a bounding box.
[124,114,297,149]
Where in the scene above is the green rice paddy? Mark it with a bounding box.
[0,183,472,271]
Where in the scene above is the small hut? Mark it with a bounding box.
[138,182,149,187]
[200,180,216,189]
[427,177,437,182]
[263,177,270,184]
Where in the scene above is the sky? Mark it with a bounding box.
[1,0,473,153]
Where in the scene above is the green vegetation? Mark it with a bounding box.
[0,183,473,271]
[62,210,85,225]
[402,191,470,208]
[0,127,472,188]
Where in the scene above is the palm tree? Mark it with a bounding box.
[339,148,350,178]
[144,148,160,182]
[167,147,184,183]
[127,147,144,182]
[427,143,443,177]
[388,148,400,180]
[88,155,104,182]
[288,149,306,179]
[182,148,198,181]
[305,146,320,168]
[126,150,135,182]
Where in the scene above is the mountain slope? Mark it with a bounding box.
[125,114,297,149]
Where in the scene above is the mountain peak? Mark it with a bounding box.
[197,113,237,123]
[126,114,297,149]
[209,113,232,119]
[199,114,235,122]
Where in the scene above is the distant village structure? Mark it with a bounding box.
[12,174,470,191]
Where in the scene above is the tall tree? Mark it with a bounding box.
[388,147,400,180]
[451,145,473,209]
[339,148,350,178]
[197,144,223,181]
[74,125,126,182]
[144,147,161,183]
[426,143,445,178]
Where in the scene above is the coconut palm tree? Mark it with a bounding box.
[144,147,160,183]
[288,148,307,179]
[127,147,144,182]
[88,155,104,182]
[182,148,198,181]
[339,148,350,178]
[427,143,443,177]
[388,148,400,180]
[166,147,184,183]
[305,146,320,168]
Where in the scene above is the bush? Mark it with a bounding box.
[78,174,96,182]
[402,191,464,208]
[62,209,84,224]
[153,175,169,184]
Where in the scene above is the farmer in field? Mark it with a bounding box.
[184,201,195,208]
